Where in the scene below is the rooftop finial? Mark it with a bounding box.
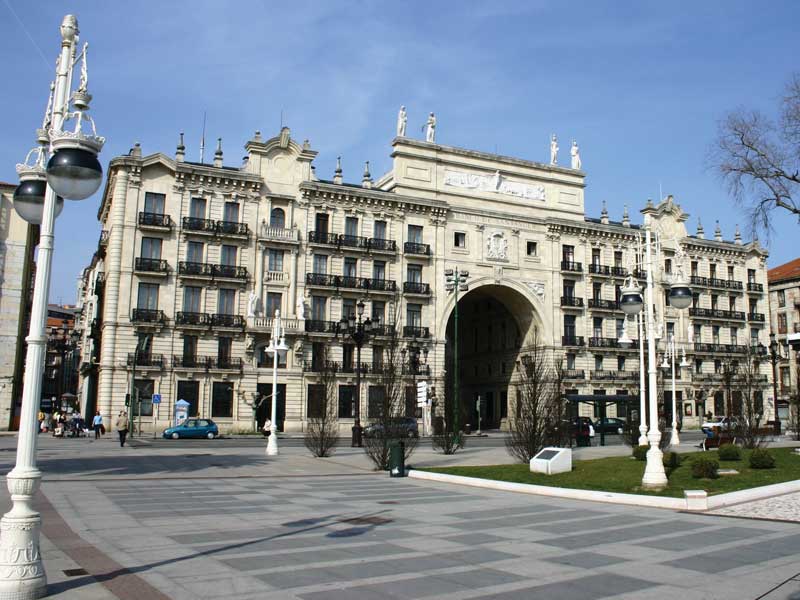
[734,224,742,245]
[600,200,609,225]
[333,156,343,185]
[175,132,185,162]
[696,218,704,239]
[622,204,630,227]
[253,130,262,142]
[131,142,142,158]
[362,161,373,189]
[213,137,223,167]
[714,220,722,242]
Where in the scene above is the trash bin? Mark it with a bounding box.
[389,441,406,477]
[464,423,472,435]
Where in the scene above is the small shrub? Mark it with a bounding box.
[749,448,775,469]
[632,445,649,461]
[691,456,719,479]
[718,443,742,461]
[662,452,682,469]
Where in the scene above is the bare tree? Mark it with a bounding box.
[505,332,568,463]
[363,303,418,470]
[733,346,769,449]
[431,382,465,454]
[243,392,269,433]
[303,346,340,458]
[711,74,800,237]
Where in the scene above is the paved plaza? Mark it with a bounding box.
[1,435,799,599]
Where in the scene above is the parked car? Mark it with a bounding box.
[163,418,219,440]
[701,416,740,430]
[570,417,595,446]
[593,417,626,435]
[363,417,419,439]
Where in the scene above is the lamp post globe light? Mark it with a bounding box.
[265,310,289,456]
[1,15,104,599]
[619,277,648,446]
[339,300,373,447]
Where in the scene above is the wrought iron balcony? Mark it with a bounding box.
[131,309,166,324]
[182,217,216,233]
[403,326,429,338]
[369,238,397,252]
[213,264,248,280]
[747,282,764,293]
[138,212,172,229]
[305,319,340,334]
[172,355,210,369]
[340,361,372,374]
[562,336,584,347]
[403,281,431,295]
[747,313,765,322]
[693,343,747,354]
[306,273,338,287]
[401,364,431,376]
[134,257,168,274]
[689,307,745,321]
[175,311,212,326]
[216,220,249,237]
[127,353,164,368]
[211,314,245,328]
[308,231,339,245]
[588,263,610,276]
[339,234,369,250]
[209,357,243,370]
[304,273,397,292]
[365,278,398,292]
[303,359,340,373]
[588,298,619,311]
[589,337,620,348]
[633,269,647,280]
[561,261,583,273]
[563,369,585,379]
[560,296,584,308]
[404,242,431,256]
[591,370,638,381]
[178,261,214,277]
[370,323,398,337]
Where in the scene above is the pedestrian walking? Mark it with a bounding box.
[37,411,44,435]
[262,418,271,437]
[92,411,103,439]
[115,411,129,447]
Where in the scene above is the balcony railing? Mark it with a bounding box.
[134,258,168,273]
[249,316,302,331]
[340,362,372,375]
[689,307,745,321]
[178,261,214,277]
[209,357,243,370]
[127,353,164,368]
[131,309,166,324]
[175,312,212,326]
[589,337,620,348]
[561,261,583,273]
[563,369,585,379]
[693,343,747,354]
[211,314,245,328]
[182,217,216,233]
[588,263,610,276]
[588,298,619,311]
[560,296,584,308]
[305,273,397,292]
[401,364,431,376]
[339,234,369,250]
[747,313,765,323]
[305,319,340,334]
[403,326,429,338]
[591,370,638,380]
[214,264,248,280]
[562,336,585,347]
[404,242,431,256]
[370,323,398,337]
[633,269,647,280]
[369,238,397,252]
[216,220,249,236]
[172,355,210,369]
[366,278,397,292]
[308,231,339,245]
[747,282,764,293]
[403,282,431,295]
[303,360,340,373]
[138,212,172,229]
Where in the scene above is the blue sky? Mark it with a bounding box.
[2,1,799,304]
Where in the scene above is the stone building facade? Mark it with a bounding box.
[75,128,774,432]
[768,258,800,419]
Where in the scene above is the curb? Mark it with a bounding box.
[407,469,800,512]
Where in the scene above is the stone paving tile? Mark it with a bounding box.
[633,526,773,551]
[542,551,628,569]
[709,491,800,523]
[664,533,800,573]
[471,573,657,600]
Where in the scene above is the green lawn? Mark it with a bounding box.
[421,447,800,498]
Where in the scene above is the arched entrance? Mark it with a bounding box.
[443,282,542,431]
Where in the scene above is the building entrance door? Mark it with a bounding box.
[257,383,285,431]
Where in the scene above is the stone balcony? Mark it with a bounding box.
[248,315,303,333]
[259,225,300,244]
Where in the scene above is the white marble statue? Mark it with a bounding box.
[425,112,436,143]
[570,140,581,170]
[296,297,306,320]
[247,292,259,318]
[550,134,559,165]
[397,105,407,137]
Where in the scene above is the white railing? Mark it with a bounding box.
[249,316,302,330]
[260,225,299,242]
[265,271,286,282]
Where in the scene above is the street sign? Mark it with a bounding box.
[152,393,161,405]
[416,381,427,402]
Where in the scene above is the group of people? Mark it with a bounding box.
[37,410,131,447]
[91,411,131,447]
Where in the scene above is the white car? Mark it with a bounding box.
[701,416,739,430]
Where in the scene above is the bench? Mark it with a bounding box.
[700,427,737,451]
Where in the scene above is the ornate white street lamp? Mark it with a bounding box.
[661,334,689,446]
[0,15,104,598]
[619,276,648,446]
[265,310,289,456]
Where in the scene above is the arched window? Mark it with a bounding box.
[270,207,285,229]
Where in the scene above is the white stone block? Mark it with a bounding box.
[684,490,708,511]
[530,447,572,475]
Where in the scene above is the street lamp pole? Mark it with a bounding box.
[444,268,469,440]
[637,313,648,445]
[661,335,683,446]
[1,14,104,598]
[265,310,288,456]
[769,333,781,436]
[339,300,372,447]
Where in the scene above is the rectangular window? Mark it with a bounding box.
[220,245,237,266]
[778,313,787,333]
[527,241,538,257]
[562,245,574,262]
[407,303,422,327]
[133,379,154,417]
[729,297,736,311]
[189,197,206,219]
[343,257,357,278]
[307,384,325,419]
[140,237,162,259]
[710,263,717,279]
[182,335,197,360]
[778,290,786,308]
[218,337,232,362]
[211,382,233,418]
[711,295,718,310]
[616,319,625,339]
[617,355,625,371]
[183,286,202,313]
[315,213,329,234]
[265,292,282,317]
[592,248,601,266]
[563,315,576,338]
[372,346,384,372]
[593,282,602,301]
[750,328,759,345]
[137,283,159,310]
[373,260,386,280]
[454,232,466,248]
[407,264,422,283]
[664,258,672,274]
[748,269,756,284]
[407,224,423,244]
[259,339,286,368]
[566,353,575,370]
[144,192,165,214]
[693,323,702,342]
[187,241,204,263]
[313,254,327,274]
[695,359,703,374]
[614,251,623,268]
[373,220,387,240]
[714,359,722,374]
[342,298,356,320]
[691,261,698,277]
[371,301,385,324]
[563,281,575,298]
[781,367,791,390]
[593,317,603,339]
[268,249,284,272]
[338,385,355,418]
[712,326,721,345]
[368,386,385,419]
[311,296,326,320]
[342,344,354,371]
[595,355,603,371]
[727,265,734,280]
[218,289,236,315]
[223,202,239,223]
[311,342,325,371]
[177,380,200,417]
[730,327,737,345]
[345,216,359,238]
[666,322,675,339]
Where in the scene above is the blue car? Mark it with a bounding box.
[163,418,219,440]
